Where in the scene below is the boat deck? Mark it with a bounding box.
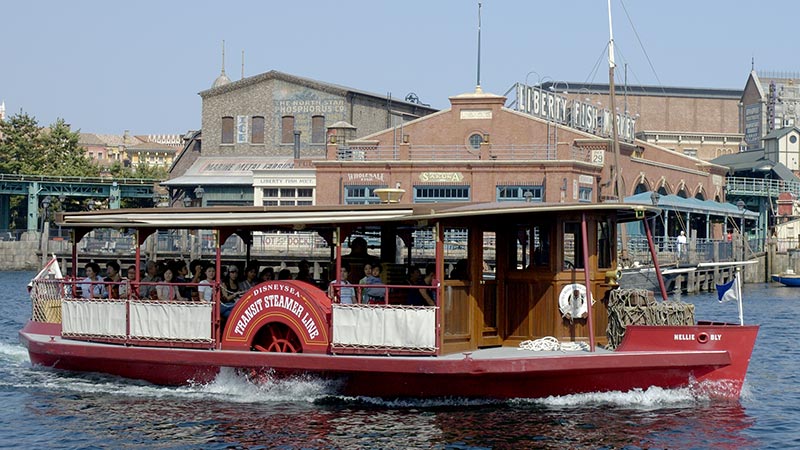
[438,344,611,359]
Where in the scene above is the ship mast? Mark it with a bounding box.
[607,0,622,202]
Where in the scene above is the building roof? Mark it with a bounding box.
[162,156,294,186]
[709,150,800,182]
[540,81,742,100]
[763,126,800,140]
[199,70,438,114]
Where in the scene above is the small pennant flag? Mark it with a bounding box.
[716,276,739,303]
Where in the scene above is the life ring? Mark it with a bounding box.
[558,284,589,320]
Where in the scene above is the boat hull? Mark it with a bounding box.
[20,321,758,399]
[771,274,800,287]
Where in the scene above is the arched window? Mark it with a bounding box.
[221,117,234,144]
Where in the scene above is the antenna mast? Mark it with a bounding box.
[476,2,482,89]
[607,0,622,202]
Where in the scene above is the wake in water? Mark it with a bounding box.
[0,340,750,412]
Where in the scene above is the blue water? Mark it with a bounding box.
[2,270,798,449]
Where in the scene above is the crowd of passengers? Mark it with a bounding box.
[74,253,450,308]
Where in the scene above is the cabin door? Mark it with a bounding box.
[477,230,501,347]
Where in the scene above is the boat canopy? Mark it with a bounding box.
[56,202,658,230]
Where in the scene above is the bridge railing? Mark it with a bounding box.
[726,177,800,197]
[0,173,161,185]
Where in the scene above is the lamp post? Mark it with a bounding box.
[737,199,746,261]
[40,195,51,234]
[57,195,65,239]
[525,71,541,87]
[40,195,51,265]
[549,81,570,95]
[193,185,205,207]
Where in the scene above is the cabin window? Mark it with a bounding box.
[512,223,550,269]
[221,116,234,144]
[345,185,384,204]
[413,186,470,203]
[497,185,543,202]
[251,116,265,144]
[562,222,584,270]
[281,116,295,144]
[311,115,325,144]
[597,219,613,269]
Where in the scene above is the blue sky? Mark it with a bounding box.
[1,1,794,135]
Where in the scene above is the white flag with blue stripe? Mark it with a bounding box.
[716,277,738,303]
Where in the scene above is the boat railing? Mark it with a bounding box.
[29,278,215,348]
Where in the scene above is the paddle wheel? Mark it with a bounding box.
[251,322,303,353]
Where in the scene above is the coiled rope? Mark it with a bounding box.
[518,336,590,352]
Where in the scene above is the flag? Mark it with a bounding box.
[716,276,739,303]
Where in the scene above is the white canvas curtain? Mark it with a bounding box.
[332,305,436,349]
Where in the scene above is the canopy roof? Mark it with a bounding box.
[57,201,658,230]
[624,193,759,219]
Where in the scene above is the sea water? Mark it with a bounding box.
[1,270,798,449]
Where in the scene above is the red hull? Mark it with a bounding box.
[20,321,758,399]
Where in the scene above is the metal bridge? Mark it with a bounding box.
[0,173,159,231]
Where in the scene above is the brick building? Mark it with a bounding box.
[315,86,732,240]
[165,70,437,206]
[534,81,744,162]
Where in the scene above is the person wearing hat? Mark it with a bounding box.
[676,230,687,258]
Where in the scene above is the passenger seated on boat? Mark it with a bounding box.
[343,237,372,283]
[103,261,121,299]
[171,259,192,300]
[197,265,216,302]
[295,259,313,284]
[358,262,372,303]
[239,263,259,292]
[277,268,292,280]
[448,259,469,280]
[419,263,437,306]
[118,265,138,299]
[406,266,424,305]
[328,263,355,304]
[156,267,188,301]
[362,264,385,304]
[78,262,107,299]
[140,260,161,299]
[259,267,275,282]
[221,265,242,304]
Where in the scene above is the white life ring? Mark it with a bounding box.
[558,283,589,320]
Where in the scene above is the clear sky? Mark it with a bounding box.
[1,1,796,135]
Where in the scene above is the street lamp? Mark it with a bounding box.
[737,199,746,260]
[182,196,192,207]
[549,81,570,95]
[650,191,660,206]
[40,195,52,233]
[193,185,205,206]
[525,70,541,87]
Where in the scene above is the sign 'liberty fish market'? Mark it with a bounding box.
[515,83,637,143]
